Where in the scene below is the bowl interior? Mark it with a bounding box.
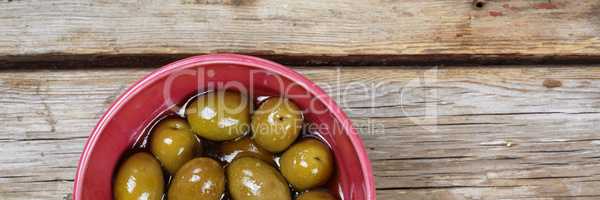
[74,55,373,200]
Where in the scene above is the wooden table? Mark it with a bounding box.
[2,0,600,199]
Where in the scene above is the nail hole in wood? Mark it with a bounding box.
[473,0,485,8]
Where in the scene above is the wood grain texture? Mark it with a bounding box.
[1,0,600,61]
[1,66,600,199]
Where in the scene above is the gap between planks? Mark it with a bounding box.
[4,54,600,69]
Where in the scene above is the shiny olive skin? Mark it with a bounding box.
[150,117,201,174]
[219,137,274,164]
[227,157,291,200]
[114,152,164,200]
[251,97,303,152]
[186,90,250,141]
[297,191,337,200]
[168,157,226,200]
[280,139,334,191]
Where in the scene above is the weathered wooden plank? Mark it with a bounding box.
[1,0,600,61]
[2,66,600,199]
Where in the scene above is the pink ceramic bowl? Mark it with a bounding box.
[73,54,375,200]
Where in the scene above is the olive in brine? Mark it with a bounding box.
[168,157,225,200]
[150,117,201,174]
[251,97,303,152]
[227,157,291,200]
[280,139,334,191]
[219,137,274,164]
[186,90,250,141]
[114,152,164,200]
[297,191,337,200]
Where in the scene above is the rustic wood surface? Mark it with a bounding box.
[1,0,600,62]
[1,65,600,199]
[3,0,600,199]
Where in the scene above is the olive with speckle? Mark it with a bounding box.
[113,152,164,200]
[251,97,303,152]
[168,157,225,200]
[186,90,250,141]
[280,139,334,191]
[227,157,291,200]
[150,117,201,174]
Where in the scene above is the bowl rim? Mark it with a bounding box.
[73,53,375,200]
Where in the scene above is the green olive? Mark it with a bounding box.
[168,157,225,200]
[297,191,337,200]
[251,97,303,152]
[219,137,274,164]
[186,90,250,141]
[280,139,334,191]
[114,152,164,200]
[227,157,291,200]
[150,117,201,174]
